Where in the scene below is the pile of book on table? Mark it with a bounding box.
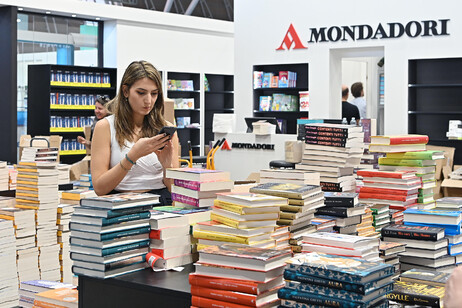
[193,192,285,250]
[190,244,291,307]
[249,183,324,253]
[378,240,406,277]
[279,252,394,308]
[258,168,320,186]
[0,219,19,307]
[297,123,364,193]
[18,280,74,308]
[166,168,233,208]
[69,192,159,278]
[387,268,449,307]
[149,211,192,269]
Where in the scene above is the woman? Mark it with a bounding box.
[77,96,110,149]
[91,60,179,205]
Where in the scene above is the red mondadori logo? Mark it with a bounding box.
[276,23,308,50]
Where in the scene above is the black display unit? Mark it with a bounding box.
[408,58,462,164]
[253,63,308,134]
[204,73,234,148]
[27,64,117,164]
[166,71,201,157]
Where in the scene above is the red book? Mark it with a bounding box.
[389,203,417,211]
[191,295,252,308]
[359,186,418,196]
[370,135,429,145]
[357,170,416,179]
[190,286,279,307]
[189,274,283,295]
[359,193,417,202]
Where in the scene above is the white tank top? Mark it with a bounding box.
[105,115,165,191]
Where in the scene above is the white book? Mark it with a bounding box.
[302,232,379,250]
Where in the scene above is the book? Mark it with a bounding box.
[173,179,234,191]
[171,193,214,208]
[214,200,281,215]
[369,143,427,153]
[378,157,436,167]
[387,280,444,307]
[70,211,151,226]
[436,197,462,209]
[70,239,150,256]
[79,193,159,210]
[73,204,154,219]
[370,135,429,145]
[381,224,445,241]
[69,219,150,234]
[399,269,450,287]
[166,168,230,182]
[34,288,78,308]
[190,285,279,307]
[259,169,319,181]
[216,192,288,207]
[70,232,149,249]
[149,211,189,229]
[191,295,262,308]
[249,183,322,199]
[72,262,147,279]
[70,247,147,264]
[194,263,286,283]
[194,221,274,237]
[72,254,146,272]
[193,229,272,246]
[403,209,462,226]
[324,192,358,207]
[302,232,379,250]
[149,225,190,240]
[399,246,448,259]
[153,206,210,225]
[399,255,455,268]
[286,253,394,284]
[212,207,279,221]
[386,150,444,160]
[20,281,74,293]
[171,184,227,199]
[315,205,367,218]
[71,226,150,242]
[189,273,284,295]
[357,170,416,179]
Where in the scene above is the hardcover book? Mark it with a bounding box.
[386,150,444,160]
[387,280,444,307]
[324,192,358,207]
[79,192,159,210]
[370,135,429,145]
[381,224,445,241]
[399,269,450,287]
[403,209,462,226]
[249,183,322,199]
[173,179,234,192]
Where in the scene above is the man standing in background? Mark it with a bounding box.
[350,82,366,119]
[342,85,360,124]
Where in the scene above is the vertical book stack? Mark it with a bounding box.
[166,168,233,208]
[16,161,60,281]
[149,211,192,269]
[378,241,406,277]
[193,192,285,250]
[0,219,19,308]
[69,192,159,278]
[370,204,391,233]
[297,123,364,193]
[191,244,290,308]
[279,252,394,307]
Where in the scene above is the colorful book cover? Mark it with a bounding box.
[262,73,273,88]
[34,288,78,307]
[399,268,450,287]
[278,71,289,88]
[299,91,309,112]
[387,280,444,307]
[381,224,445,241]
[253,71,263,89]
[386,150,444,160]
[80,192,159,206]
[259,96,272,111]
[378,157,433,167]
[404,221,461,236]
[371,135,429,145]
[199,244,291,262]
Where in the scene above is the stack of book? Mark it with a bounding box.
[60,189,96,205]
[57,203,74,283]
[16,161,60,281]
[69,192,159,278]
[19,280,74,308]
[381,224,456,273]
[149,211,192,269]
[193,192,285,249]
[301,232,380,261]
[280,252,394,307]
[370,204,391,233]
[378,241,406,276]
[297,123,364,193]
[34,287,78,308]
[57,164,70,185]
[191,244,290,307]
[21,147,58,163]
[271,226,291,251]
[0,219,19,307]
[8,165,17,190]
[258,169,320,186]
[357,149,383,170]
[166,168,233,208]
[0,161,9,190]
[378,149,444,209]
[435,196,462,211]
[76,174,92,190]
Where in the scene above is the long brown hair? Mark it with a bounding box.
[109,61,167,148]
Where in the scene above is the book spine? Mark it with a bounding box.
[378,158,423,167]
[278,288,363,308]
[305,126,349,134]
[174,179,200,191]
[213,200,244,214]
[386,290,440,307]
[359,187,410,195]
[171,193,199,207]
[101,239,150,256]
[381,226,439,241]
[386,153,431,160]
[324,198,354,207]
[191,285,257,306]
[359,193,407,202]
[315,207,349,217]
[192,229,248,244]
[305,135,351,143]
[388,136,429,145]
[210,213,240,228]
[189,275,259,295]
[357,170,404,179]
[102,211,151,226]
[100,226,151,241]
[305,139,347,148]
[191,295,251,308]
[305,130,350,138]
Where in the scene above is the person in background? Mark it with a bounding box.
[77,96,110,149]
[91,60,179,205]
[341,84,360,124]
[350,82,367,119]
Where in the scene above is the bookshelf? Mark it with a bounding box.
[408,58,462,164]
[253,63,309,134]
[166,71,201,157]
[27,64,117,164]
[204,73,234,149]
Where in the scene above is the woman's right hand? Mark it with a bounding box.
[129,134,171,161]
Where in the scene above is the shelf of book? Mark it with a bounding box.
[28,64,117,164]
[253,63,308,135]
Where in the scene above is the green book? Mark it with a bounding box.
[386,151,444,160]
[378,157,435,167]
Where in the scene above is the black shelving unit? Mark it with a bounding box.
[27,64,117,164]
[204,73,234,149]
[167,71,201,157]
[252,63,308,134]
[408,58,462,164]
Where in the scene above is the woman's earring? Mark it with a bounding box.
[125,97,129,103]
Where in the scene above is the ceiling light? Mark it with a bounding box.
[18,7,23,11]
[71,14,76,17]
[96,17,100,20]
[46,11,51,14]
[16,18,21,23]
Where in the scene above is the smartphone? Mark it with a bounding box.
[158,126,177,150]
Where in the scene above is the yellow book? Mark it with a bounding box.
[193,229,248,244]
[213,200,280,215]
[210,213,276,229]
[61,192,81,201]
[17,168,38,173]
[15,204,39,210]
[0,214,13,221]
[16,198,39,204]
[196,243,211,251]
[16,180,38,186]
[16,186,39,192]
[16,192,39,198]
[17,174,39,180]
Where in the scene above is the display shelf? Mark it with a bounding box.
[253,63,308,134]
[408,84,462,88]
[28,64,116,164]
[205,90,234,94]
[408,111,462,115]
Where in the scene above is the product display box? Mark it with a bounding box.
[19,134,62,161]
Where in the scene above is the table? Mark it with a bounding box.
[78,264,194,308]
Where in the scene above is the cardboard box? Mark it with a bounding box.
[19,135,62,161]
[163,98,175,124]
[433,180,443,200]
[70,156,91,181]
[441,179,462,197]
[426,145,455,180]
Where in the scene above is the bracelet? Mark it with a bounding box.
[125,154,136,165]
[119,160,130,171]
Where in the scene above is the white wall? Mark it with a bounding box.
[234,0,462,134]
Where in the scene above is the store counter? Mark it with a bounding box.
[213,132,297,180]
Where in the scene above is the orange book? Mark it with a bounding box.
[191,295,251,308]
[34,300,68,308]
[34,288,77,308]
[190,285,279,307]
[189,274,283,295]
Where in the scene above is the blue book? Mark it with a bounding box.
[404,209,462,226]
[283,270,393,295]
[70,211,151,226]
[284,280,394,303]
[448,242,462,256]
[73,205,155,219]
[70,239,150,256]
[286,253,394,284]
[279,298,389,308]
[404,221,461,236]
